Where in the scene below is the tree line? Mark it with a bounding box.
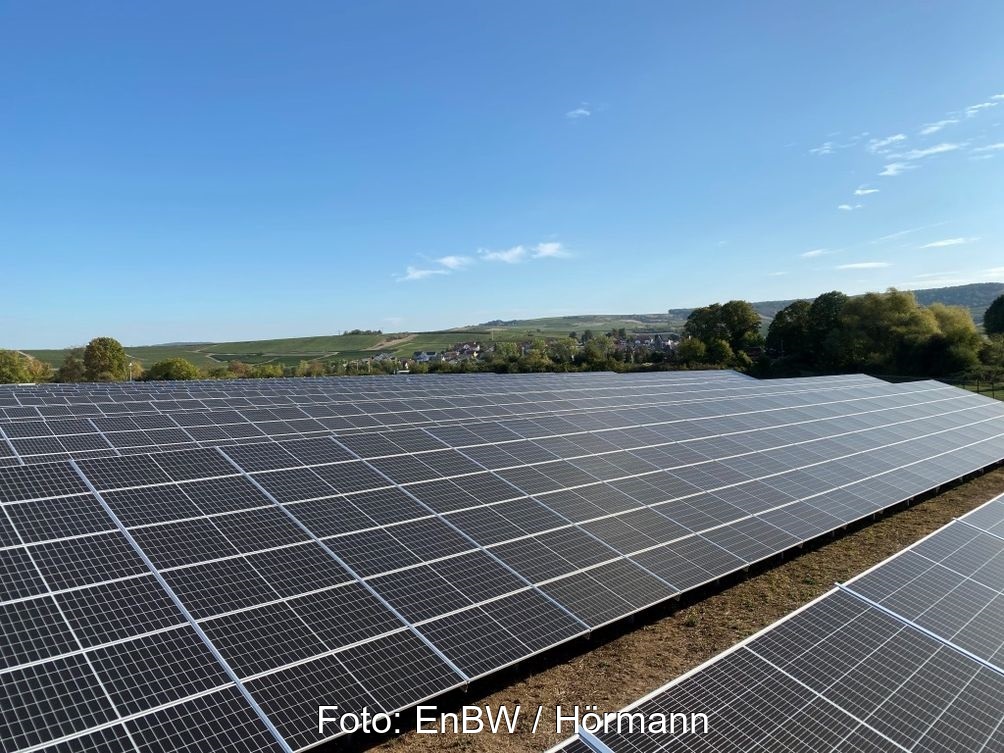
[2,289,1003,383]
[762,289,1002,378]
[670,288,1004,379]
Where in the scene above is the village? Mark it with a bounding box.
[362,332,682,371]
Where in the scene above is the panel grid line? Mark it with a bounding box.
[65,459,295,753]
[213,445,473,684]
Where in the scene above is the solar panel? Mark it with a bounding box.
[549,492,1004,753]
[0,372,872,465]
[1,372,1003,752]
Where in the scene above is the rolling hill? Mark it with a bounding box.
[23,282,1004,368]
[482,282,1004,332]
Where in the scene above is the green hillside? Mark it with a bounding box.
[24,329,533,368]
[483,282,1004,332]
[23,282,1003,369]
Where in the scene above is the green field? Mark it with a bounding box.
[24,329,537,369]
[481,314,685,332]
[23,281,1003,369]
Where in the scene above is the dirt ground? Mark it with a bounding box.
[364,466,1004,753]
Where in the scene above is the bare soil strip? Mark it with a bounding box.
[368,335,417,351]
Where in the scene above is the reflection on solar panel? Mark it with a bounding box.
[1,371,1003,752]
[551,492,1004,753]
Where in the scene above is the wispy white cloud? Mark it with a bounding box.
[867,134,906,154]
[435,255,473,270]
[566,103,591,120]
[919,237,980,249]
[801,248,830,258]
[837,203,863,211]
[919,118,960,135]
[810,92,1003,204]
[836,261,891,270]
[965,100,999,117]
[879,162,915,177]
[532,241,570,258]
[397,265,449,282]
[767,271,788,277]
[973,142,1004,153]
[479,241,573,264]
[868,222,952,245]
[893,142,963,160]
[399,240,570,280]
[809,132,871,155]
[479,245,528,264]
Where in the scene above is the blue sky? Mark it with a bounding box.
[2,1,1002,348]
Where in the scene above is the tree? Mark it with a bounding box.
[683,304,725,343]
[1,350,35,383]
[83,337,128,381]
[766,300,811,357]
[706,338,734,365]
[719,300,763,351]
[146,357,201,381]
[806,291,848,369]
[835,290,982,376]
[227,360,253,378]
[547,337,578,367]
[0,351,53,384]
[684,301,762,353]
[985,294,1004,336]
[582,335,614,369]
[250,363,284,378]
[57,349,86,382]
[520,339,553,372]
[675,338,707,365]
[839,290,934,373]
[295,360,326,377]
[980,335,1004,374]
[921,304,982,375]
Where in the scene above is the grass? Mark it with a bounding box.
[481,314,685,332]
[960,382,1003,400]
[23,346,222,370]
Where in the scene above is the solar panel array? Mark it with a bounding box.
[0,371,756,466]
[549,492,1004,753]
[1,371,1003,753]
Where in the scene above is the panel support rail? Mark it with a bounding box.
[836,583,1004,678]
[956,517,1004,544]
[578,728,619,753]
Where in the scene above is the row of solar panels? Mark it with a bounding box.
[0,371,753,418]
[1,373,1003,753]
[550,491,1004,753]
[0,374,876,466]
